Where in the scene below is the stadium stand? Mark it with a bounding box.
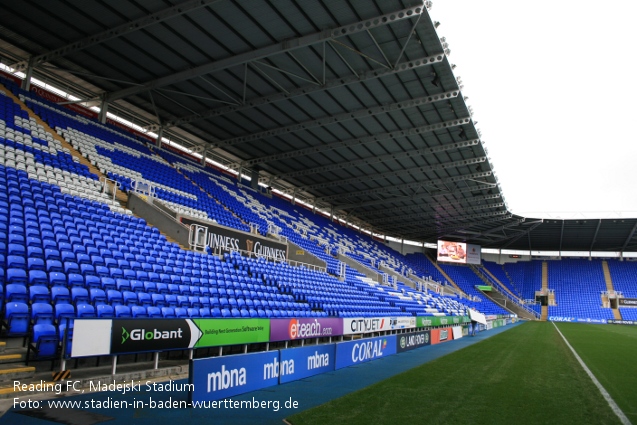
[4,72,636,375]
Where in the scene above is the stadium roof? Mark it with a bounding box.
[1,0,637,253]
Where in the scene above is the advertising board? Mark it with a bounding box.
[396,331,431,353]
[270,318,343,342]
[189,351,280,402]
[334,335,397,369]
[278,344,336,383]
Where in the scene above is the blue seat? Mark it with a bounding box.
[220,308,231,318]
[109,268,124,279]
[44,249,61,261]
[177,296,190,308]
[48,272,67,287]
[57,321,74,356]
[76,253,91,265]
[115,279,131,292]
[165,295,178,307]
[29,286,51,304]
[97,304,114,318]
[55,303,76,324]
[6,268,28,286]
[67,273,84,288]
[89,288,107,305]
[114,305,132,318]
[130,280,144,293]
[8,243,26,257]
[31,302,54,326]
[143,282,157,294]
[27,246,45,259]
[174,307,188,318]
[46,260,64,273]
[63,261,80,275]
[199,307,212,317]
[95,266,110,277]
[146,306,162,318]
[6,284,29,303]
[187,308,200,318]
[51,286,71,305]
[131,306,148,318]
[28,270,49,287]
[152,294,166,307]
[161,307,176,318]
[106,290,123,306]
[3,302,30,336]
[71,287,89,305]
[122,291,138,306]
[7,255,27,269]
[138,292,152,307]
[27,324,58,362]
[84,275,101,289]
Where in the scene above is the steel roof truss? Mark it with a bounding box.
[317,170,492,202]
[13,0,226,69]
[302,156,486,191]
[167,50,444,128]
[105,4,427,102]
[247,116,470,166]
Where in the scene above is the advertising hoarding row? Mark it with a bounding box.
[548,317,608,324]
[188,322,480,403]
[71,316,470,358]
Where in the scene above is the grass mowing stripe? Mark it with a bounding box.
[287,322,621,425]
[552,322,631,425]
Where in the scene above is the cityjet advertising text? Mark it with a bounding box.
[343,317,390,335]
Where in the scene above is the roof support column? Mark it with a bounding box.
[155,126,164,148]
[237,162,244,183]
[98,97,108,124]
[250,167,260,191]
[20,57,34,91]
[200,150,207,166]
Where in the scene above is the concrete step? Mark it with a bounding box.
[0,354,23,364]
[0,365,35,383]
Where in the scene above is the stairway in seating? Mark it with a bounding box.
[425,255,466,297]
[482,266,520,301]
[541,261,549,320]
[602,261,622,320]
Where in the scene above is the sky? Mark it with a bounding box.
[430,1,637,219]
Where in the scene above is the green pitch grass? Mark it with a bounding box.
[555,322,637,423]
[287,322,627,425]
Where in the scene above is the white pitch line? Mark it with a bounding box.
[552,322,631,425]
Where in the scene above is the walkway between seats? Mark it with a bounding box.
[2,322,522,425]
